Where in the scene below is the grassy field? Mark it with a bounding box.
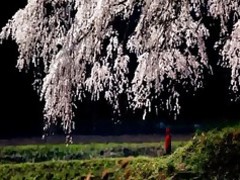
[0,123,239,179]
[0,141,185,163]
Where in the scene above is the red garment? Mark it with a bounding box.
[165,128,171,154]
[165,134,171,150]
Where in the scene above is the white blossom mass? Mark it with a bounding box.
[0,0,240,142]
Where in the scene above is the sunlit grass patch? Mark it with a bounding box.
[0,141,186,164]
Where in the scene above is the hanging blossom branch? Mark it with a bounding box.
[222,20,240,99]
[208,0,240,100]
[0,0,240,142]
[127,1,210,118]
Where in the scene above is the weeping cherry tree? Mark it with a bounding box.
[0,0,240,143]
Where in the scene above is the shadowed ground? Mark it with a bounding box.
[0,134,192,146]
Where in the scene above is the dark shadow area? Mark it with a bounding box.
[0,0,43,138]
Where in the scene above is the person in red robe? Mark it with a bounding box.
[165,127,172,155]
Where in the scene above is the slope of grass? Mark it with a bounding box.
[0,157,167,180]
[168,123,240,179]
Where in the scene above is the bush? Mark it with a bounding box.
[169,123,240,179]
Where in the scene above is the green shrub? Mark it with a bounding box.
[169,123,240,179]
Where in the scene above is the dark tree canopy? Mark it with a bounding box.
[1,0,240,142]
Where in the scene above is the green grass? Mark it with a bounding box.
[0,157,167,180]
[0,141,185,164]
[1,123,239,179]
[167,122,240,179]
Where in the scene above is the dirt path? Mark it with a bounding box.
[0,134,193,146]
